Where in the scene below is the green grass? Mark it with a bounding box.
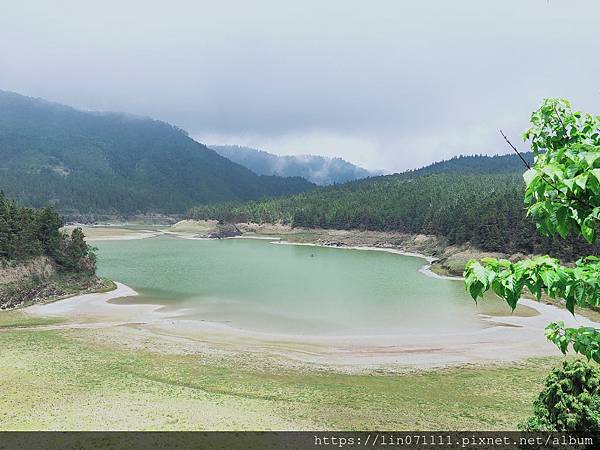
[0,310,65,328]
[0,321,562,430]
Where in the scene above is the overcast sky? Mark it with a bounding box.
[1,0,599,172]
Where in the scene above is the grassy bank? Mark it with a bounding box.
[0,310,562,430]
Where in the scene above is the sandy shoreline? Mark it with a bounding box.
[27,280,597,369]
[63,225,163,242]
[27,282,169,323]
[25,233,600,370]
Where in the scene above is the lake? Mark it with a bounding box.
[94,236,532,338]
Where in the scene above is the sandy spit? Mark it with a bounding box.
[27,282,167,323]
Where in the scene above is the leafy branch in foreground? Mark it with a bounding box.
[523,98,600,241]
[465,256,600,362]
[465,98,600,363]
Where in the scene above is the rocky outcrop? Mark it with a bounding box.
[316,240,345,247]
[207,223,242,239]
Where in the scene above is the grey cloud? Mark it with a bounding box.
[0,0,599,171]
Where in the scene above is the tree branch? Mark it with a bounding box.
[500,129,531,169]
[553,105,569,138]
[499,130,594,210]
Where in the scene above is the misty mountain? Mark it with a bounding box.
[0,90,314,215]
[210,145,379,185]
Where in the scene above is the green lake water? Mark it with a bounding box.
[95,236,528,336]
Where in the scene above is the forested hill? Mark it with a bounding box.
[0,90,314,215]
[400,153,534,177]
[211,145,377,185]
[0,192,93,270]
[188,153,597,260]
[0,192,99,309]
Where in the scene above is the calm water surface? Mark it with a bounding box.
[95,237,527,336]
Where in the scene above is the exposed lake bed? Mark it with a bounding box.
[4,225,598,430]
[25,228,598,371]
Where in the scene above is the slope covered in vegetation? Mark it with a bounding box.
[0,192,101,308]
[0,91,314,215]
[399,152,534,177]
[188,153,598,260]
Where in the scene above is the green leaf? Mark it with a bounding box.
[471,262,490,287]
[574,173,588,189]
[562,178,575,191]
[584,152,600,167]
[555,206,570,238]
[523,168,537,186]
[540,269,559,290]
[581,220,596,244]
[591,168,600,183]
[542,164,562,180]
[468,281,483,300]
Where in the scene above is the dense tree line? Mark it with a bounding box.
[399,152,535,177]
[188,171,599,261]
[0,192,95,273]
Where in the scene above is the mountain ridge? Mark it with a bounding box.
[210,144,379,185]
[0,90,315,214]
